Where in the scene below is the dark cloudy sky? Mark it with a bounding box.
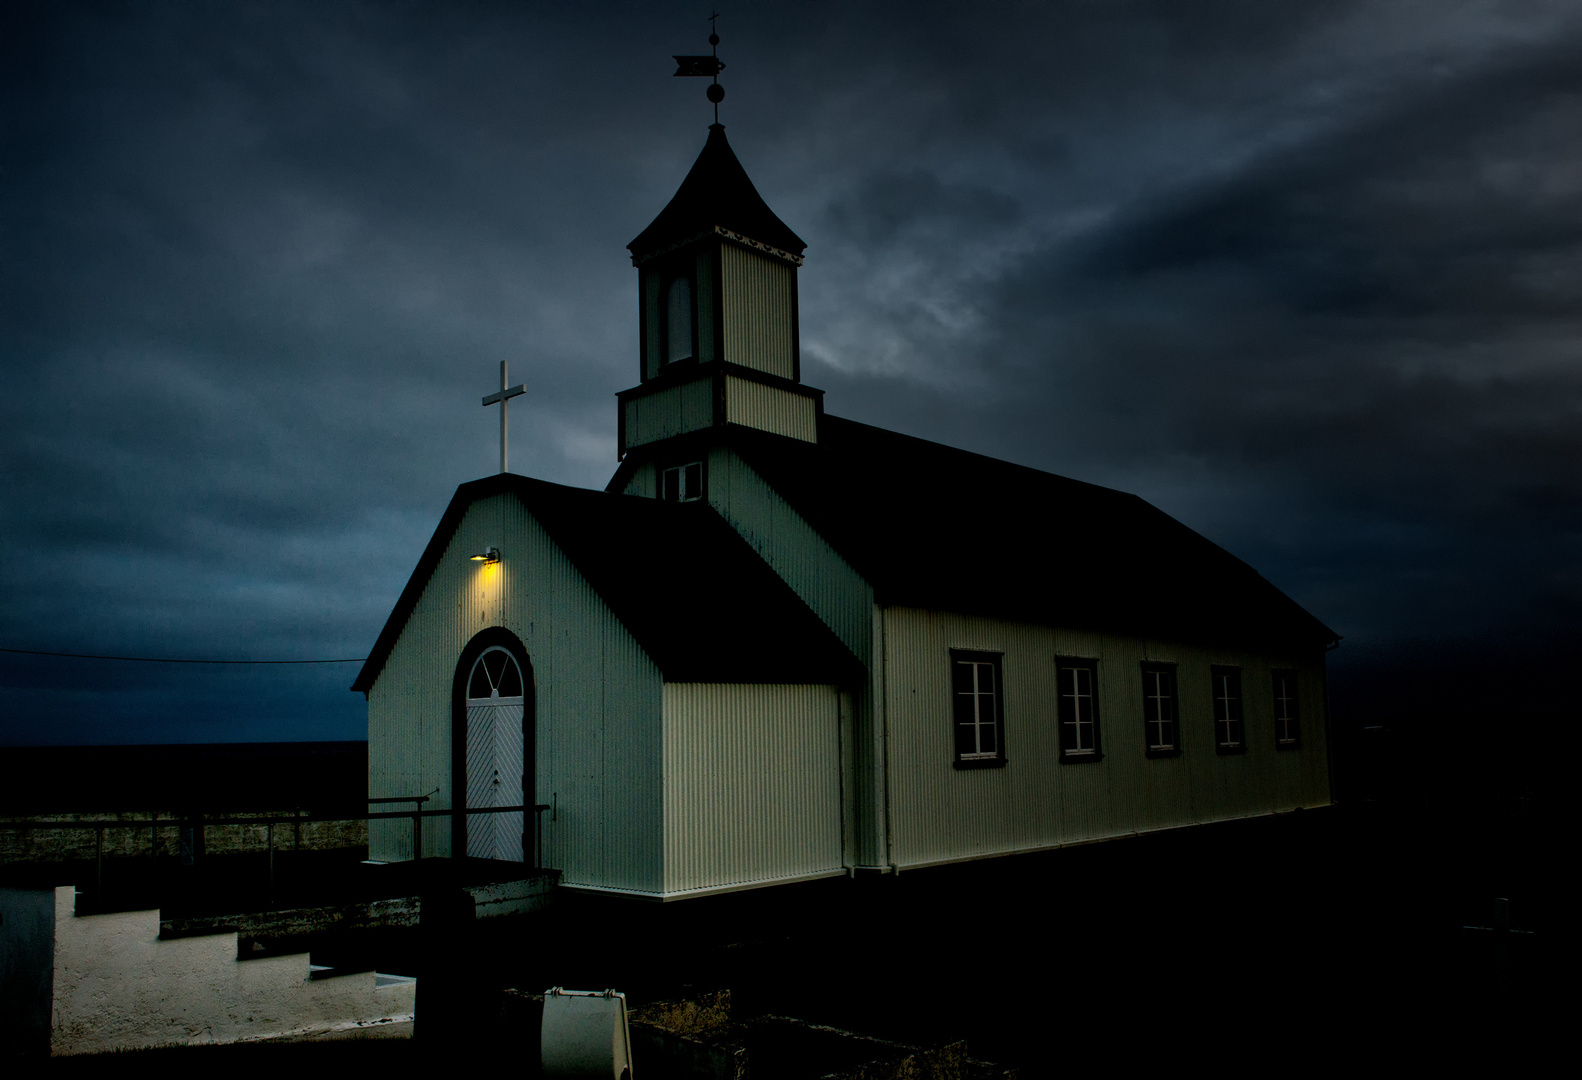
[3,1,1577,749]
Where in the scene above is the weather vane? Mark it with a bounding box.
[673,12,727,123]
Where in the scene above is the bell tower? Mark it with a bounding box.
[616,123,823,463]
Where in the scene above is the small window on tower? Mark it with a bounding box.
[660,461,704,502]
[663,272,694,364]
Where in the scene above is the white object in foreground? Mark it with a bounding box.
[541,987,633,1079]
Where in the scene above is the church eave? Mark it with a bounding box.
[351,473,523,695]
[616,359,823,405]
[615,363,824,460]
[353,474,860,695]
[630,225,804,268]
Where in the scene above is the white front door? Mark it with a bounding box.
[464,646,526,862]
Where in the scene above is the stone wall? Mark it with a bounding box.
[0,810,368,864]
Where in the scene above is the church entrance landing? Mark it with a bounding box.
[156,858,561,953]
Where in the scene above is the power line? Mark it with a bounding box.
[0,648,366,665]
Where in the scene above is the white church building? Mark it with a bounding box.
[352,122,1337,900]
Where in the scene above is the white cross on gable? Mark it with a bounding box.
[482,360,527,474]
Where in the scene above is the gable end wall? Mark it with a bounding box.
[366,493,664,893]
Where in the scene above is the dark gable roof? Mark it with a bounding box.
[352,475,858,694]
[719,416,1338,650]
[628,123,806,261]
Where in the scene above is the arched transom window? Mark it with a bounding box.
[467,646,525,703]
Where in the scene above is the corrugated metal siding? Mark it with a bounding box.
[881,608,1332,869]
[623,378,714,449]
[723,375,817,443]
[695,248,717,364]
[704,449,884,868]
[619,461,655,498]
[366,492,665,893]
[719,244,795,379]
[661,684,842,895]
[707,449,871,657]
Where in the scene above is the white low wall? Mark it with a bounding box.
[50,886,415,1056]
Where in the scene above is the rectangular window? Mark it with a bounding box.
[1272,669,1301,748]
[660,461,704,502]
[1056,658,1102,762]
[1211,666,1244,754]
[1141,662,1179,757]
[952,650,1004,768]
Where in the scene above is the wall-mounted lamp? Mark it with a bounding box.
[469,547,501,564]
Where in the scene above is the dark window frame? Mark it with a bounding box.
[1141,661,1180,758]
[1272,669,1301,749]
[1056,657,1103,764]
[951,649,1006,770]
[659,265,697,366]
[1211,665,1245,755]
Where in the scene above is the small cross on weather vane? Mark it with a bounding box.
[481,360,527,474]
[673,12,727,122]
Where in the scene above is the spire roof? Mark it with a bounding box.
[628,124,806,261]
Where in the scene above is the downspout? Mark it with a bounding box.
[837,686,851,877]
[1324,635,1341,806]
[880,604,897,874]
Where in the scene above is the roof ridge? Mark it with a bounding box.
[819,414,1143,499]
[716,415,1335,645]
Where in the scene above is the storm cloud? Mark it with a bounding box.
[2,2,1577,758]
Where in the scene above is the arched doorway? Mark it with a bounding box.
[452,629,534,863]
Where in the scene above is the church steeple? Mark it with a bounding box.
[628,123,806,264]
[617,122,822,462]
